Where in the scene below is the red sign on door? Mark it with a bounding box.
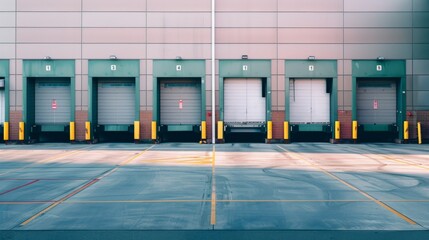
[373,100,378,110]
[52,99,57,110]
[179,100,183,110]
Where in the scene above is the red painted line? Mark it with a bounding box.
[0,180,40,196]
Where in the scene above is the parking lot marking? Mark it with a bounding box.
[210,145,216,226]
[276,145,419,226]
[19,145,155,227]
[0,180,39,196]
[0,146,92,176]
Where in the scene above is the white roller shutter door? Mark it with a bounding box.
[98,79,135,125]
[160,79,201,125]
[35,79,71,124]
[224,78,266,123]
[357,80,396,124]
[290,79,330,124]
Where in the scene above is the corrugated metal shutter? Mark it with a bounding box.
[98,78,135,125]
[35,79,71,124]
[290,79,330,124]
[357,80,396,124]
[224,78,266,123]
[160,79,201,125]
[0,88,4,124]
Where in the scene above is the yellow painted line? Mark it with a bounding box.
[276,145,419,226]
[210,145,216,225]
[379,154,429,171]
[0,146,92,176]
[19,145,155,226]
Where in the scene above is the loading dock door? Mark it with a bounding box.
[224,78,266,123]
[290,79,330,124]
[35,79,71,124]
[357,79,396,124]
[98,78,135,125]
[160,79,201,125]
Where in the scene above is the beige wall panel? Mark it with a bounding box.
[414,29,429,44]
[147,28,210,44]
[278,13,343,28]
[75,75,82,91]
[272,91,278,108]
[344,29,412,44]
[345,13,412,28]
[278,28,343,43]
[0,12,15,27]
[18,0,81,11]
[83,44,146,59]
[217,13,277,28]
[216,0,278,12]
[216,28,277,44]
[83,28,146,43]
[83,0,146,11]
[279,44,343,59]
[17,28,81,43]
[17,44,81,59]
[343,60,352,74]
[147,13,210,28]
[278,90,285,107]
[414,0,429,11]
[139,60,147,76]
[148,0,210,11]
[17,12,81,27]
[279,0,343,12]
[147,44,210,59]
[83,12,146,27]
[0,44,16,58]
[0,28,15,43]
[344,44,412,59]
[216,44,277,59]
[0,0,15,11]
[344,0,412,12]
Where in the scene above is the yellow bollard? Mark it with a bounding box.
[217,121,223,140]
[352,121,358,140]
[70,122,75,141]
[85,121,91,140]
[267,121,273,140]
[335,121,341,140]
[417,122,422,145]
[284,121,289,140]
[3,122,9,141]
[19,122,25,141]
[134,121,140,140]
[404,121,409,141]
[151,121,157,140]
[201,121,207,140]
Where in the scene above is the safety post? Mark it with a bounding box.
[70,122,75,141]
[3,122,9,141]
[151,121,157,141]
[352,121,358,141]
[403,121,409,142]
[19,122,25,141]
[417,122,422,145]
[217,121,223,140]
[284,121,289,142]
[201,121,207,140]
[267,121,273,140]
[134,121,140,141]
[335,121,340,140]
[85,121,91,141]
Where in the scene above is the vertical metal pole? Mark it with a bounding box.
[211,0,216,144]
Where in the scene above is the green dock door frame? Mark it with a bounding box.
[22,60,75,141]
[152,60,206,138]
[88,60,140,141]
[219,60,272,123]
[352,60,406,141]
[0,60,9,141]
[285,60,338,140]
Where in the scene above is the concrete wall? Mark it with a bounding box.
[1,0,428,141]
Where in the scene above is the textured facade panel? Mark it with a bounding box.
[413,0,429,11]
[147,12,211,28]
[0,0,15,11]
[413,13,429,27]
[83,0,146,11]
[216,0,278,12]
[414,29,429,44]
[148,0,210,12]
[279,44,343,59]
[344,13,412,28]
[217,13,277,28]
[83,28,146,44]
[147,44,210,59]
[17,0,81,11]
[216,44,277,59]
[413,75,429,90]
[0,28,15,43]
[82,44,146,59]
[278,28,343,44]
[413,44,429,59]
[17,28,81,43]
[0,12,16,27]
[413,60,429,74]
[0,44,16,58]
[83,12,146,27]
[147,28,210,44]
[17,44,81,59]
[344,0,412,12]
[344,44,412,59]
[344,29,412,44]
[17,12,81,27]
[278,13,343,28]
[279,0,343,12]
[216,28,277,44]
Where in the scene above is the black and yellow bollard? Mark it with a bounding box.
[417,122,422,145]
[19,122,25,142]
[134,121,140,143]
[151,121,157,143]
[70,121,75,142]
[85,121,91,142]
[267,121,272,143]
[200,121,207,144]
[3,122,9,142]
[284,121,289,143]
[217,121,224,143]
[403,121,409,143]
[352,121,358,143]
